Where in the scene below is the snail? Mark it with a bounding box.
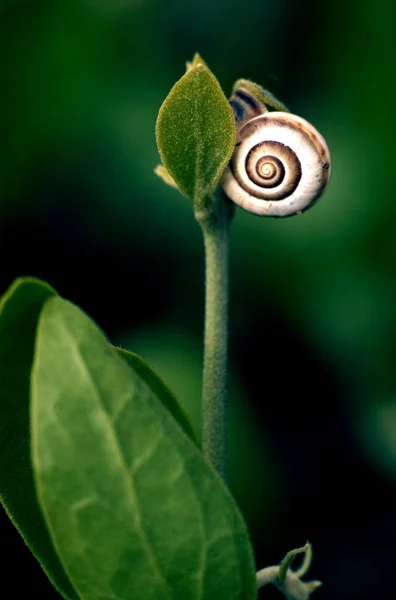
[221,80,331,217]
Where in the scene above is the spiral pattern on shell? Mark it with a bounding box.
[222,112,331,217]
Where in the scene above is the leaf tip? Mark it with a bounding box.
[186,52,208,71]
[154,164,179,189]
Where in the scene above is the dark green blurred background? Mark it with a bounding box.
[1,0,395,598]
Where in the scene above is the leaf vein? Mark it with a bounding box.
[57,319,174,599]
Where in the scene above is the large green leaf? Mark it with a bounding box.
[0,277,196,599]
[156,60,236,207]
[114,346,197,444]
[0,278,78,600]
[31,297,257,600]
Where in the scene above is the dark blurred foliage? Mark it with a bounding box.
[1,0,396,598]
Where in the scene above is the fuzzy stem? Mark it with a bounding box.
[197,199,230,483]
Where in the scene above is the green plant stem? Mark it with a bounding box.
[197,198,230,483]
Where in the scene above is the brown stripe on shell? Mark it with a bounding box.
[239,115,327,163]
[237,115,330,197]
[232,140,302,201]
[229,88,267,126]
[254,155,285,188]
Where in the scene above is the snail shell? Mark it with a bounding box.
[222,86,331,217]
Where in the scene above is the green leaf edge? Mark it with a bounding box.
[232,79,289,113]
[0,277,79,600]
[113,346,198,444]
